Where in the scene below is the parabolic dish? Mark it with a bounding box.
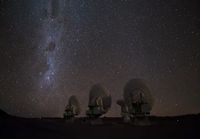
[68,95,81,115]
[123,79,154,109]
[88,84,111,111]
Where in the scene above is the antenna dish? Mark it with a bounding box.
[68,95,81,115]
[86,84,111,118]
[64,95,81,120]
[123,79,154,116]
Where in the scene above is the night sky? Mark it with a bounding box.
[0,0,200,118]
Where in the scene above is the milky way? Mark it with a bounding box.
[0,0,200,117]
[37,0,64,90]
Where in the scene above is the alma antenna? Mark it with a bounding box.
[117,79,154,121]
[86,84,112,118]
[63,95,81,120]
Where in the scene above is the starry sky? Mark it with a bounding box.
[0,0,200,118]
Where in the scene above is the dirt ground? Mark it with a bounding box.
[0,112,200,139]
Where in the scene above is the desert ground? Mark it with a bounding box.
[0,109,200,139]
